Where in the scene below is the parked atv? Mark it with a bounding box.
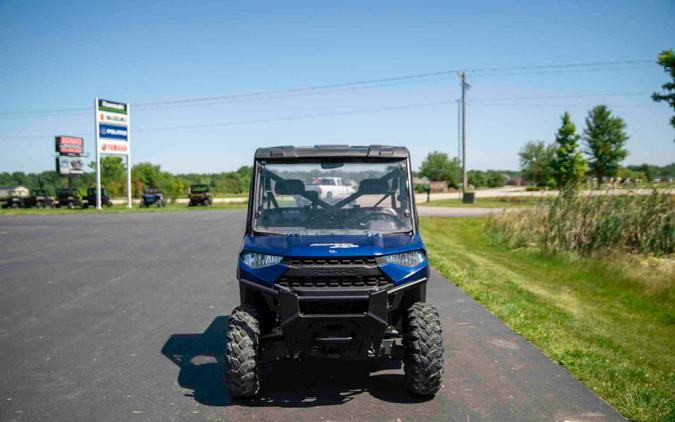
[55,188,82,209]
[24,189,54,208]
[1,195,24,209]
[82,188,113,208]
[140,188,166,208]
[188,184,212,206]
[225,145,443,398]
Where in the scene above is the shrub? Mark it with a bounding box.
[488,189,674,256]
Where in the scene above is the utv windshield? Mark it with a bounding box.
[253,160,414,235]
[191,185,208,193]
[87,188,108,196]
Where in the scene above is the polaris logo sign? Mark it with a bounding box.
[99,124,127,140]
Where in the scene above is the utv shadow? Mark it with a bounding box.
[161,316,432,408]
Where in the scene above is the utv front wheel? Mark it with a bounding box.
[403,302,444,395]
[225,306,261,398]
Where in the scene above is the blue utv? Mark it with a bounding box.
[225,145,444,398]
[140,188,166,208]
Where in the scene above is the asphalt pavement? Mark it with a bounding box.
[416,206,502,217]
[0,210,623,421]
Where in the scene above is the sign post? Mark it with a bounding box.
[126,104,132,208]
[55,135,85,190]
[95,98,131,209]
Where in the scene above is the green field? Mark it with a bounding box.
[0,202,247,215]
[421,217,675,422]
[423,196,544,208]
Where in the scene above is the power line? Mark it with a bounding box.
[0,75,458,119]
[470,91,651,102]
[471,64,654,79]
[0,95,659,141]
[464,59,652,73]
[0,58,653,117]
[468,103,660,108]
[0,99,457,141]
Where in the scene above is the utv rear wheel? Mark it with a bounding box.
[403,302,444,396]
[225,306,261,398]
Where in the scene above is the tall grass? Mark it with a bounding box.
[488,189,674,256]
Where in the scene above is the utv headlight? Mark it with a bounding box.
[383,250,426,267]
[241,252,283,268]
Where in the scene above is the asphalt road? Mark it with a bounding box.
[0,211,623,421]
[416,206,502,217]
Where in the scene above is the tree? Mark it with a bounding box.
[583,105,629,183]
[467,170,486,188]
[89,157,126,196]
[419,151,460,187]
[552,112,587,187]
[485,171,509,188]
[652,49,675,134]
[131,162,176,198]
[518,141,556,186]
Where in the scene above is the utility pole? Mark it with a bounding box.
[456,99,462,199]
[460,72,469,195]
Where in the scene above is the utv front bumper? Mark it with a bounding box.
[239,277,427,360]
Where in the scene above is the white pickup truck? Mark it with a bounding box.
[305,177,356,201]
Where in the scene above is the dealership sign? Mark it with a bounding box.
[96,99,129,156]
[56,156,84,175]
[55,136,84,156]
[94,97,131,208]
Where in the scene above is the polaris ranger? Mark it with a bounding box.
[24,189,54,208]
[140,188,166,207]
[226,145,443,398]
[55,188,82,209]
[82,188,113,208]
[188,184,212,206]
[1,194,24,209]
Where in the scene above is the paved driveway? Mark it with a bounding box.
[0,211,622,421]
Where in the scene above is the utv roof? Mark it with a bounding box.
[255,145,410,161]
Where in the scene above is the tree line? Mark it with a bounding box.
[0,159,251,199]
[416,151,515,190]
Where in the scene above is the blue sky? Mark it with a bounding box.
[1,0,673,173]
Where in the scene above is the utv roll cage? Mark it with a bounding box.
[246,145,419,234]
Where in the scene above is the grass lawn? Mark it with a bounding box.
[0,202,247,216]
[421,217,675,422]
[423,196,544,208]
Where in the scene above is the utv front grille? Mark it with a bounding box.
[279,256,390,289]
[278,275,390,288]
[285,257,377,266]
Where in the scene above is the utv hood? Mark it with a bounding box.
[239,232,427,287]
[240,232,425,258]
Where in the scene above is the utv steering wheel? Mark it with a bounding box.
[358,212,404,227]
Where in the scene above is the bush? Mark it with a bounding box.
[488,189,674,256]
